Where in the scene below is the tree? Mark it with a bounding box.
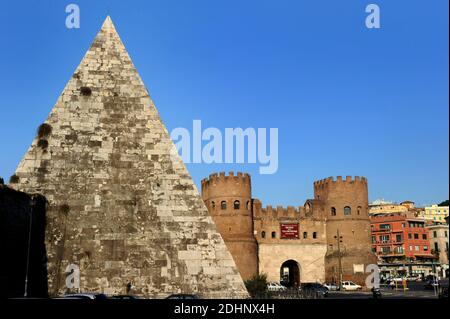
[244,273,268,298]
[438,200,449,207]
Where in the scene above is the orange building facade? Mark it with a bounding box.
[370,213,441,279]
[370,214,434,260]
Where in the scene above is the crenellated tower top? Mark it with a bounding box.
[313,176,367,188]
[314,176,367,200]
[201,171,251,200]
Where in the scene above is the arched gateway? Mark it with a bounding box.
[280,260,301,287]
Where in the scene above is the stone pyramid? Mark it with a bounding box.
[12,16,248,298]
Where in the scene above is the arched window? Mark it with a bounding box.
[344,206,351,216]
[313,232,317,239]
[246,200,250,210]
[305,203,311,214]
[271,231,276,239]
[303,232,308,239]
[357,206,362,215]
[331,207,336,216]
[261,231,266,238]
[211,201,215,210]
[234,200,240,210]
[221,201,227,210]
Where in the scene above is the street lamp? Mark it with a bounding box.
[334,229,343,290]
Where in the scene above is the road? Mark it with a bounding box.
[328,282,440,299]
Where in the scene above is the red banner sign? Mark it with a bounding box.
[280,223,299,239]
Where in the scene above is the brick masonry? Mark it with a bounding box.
[202,173,377,286]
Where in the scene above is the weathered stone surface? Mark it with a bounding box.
[12,16,247,298]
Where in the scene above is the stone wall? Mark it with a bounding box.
[0,185,48,298]
[258,243,327,283]
[11,17,248,299]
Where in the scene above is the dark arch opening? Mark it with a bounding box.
[280,260,300,288]
[331,207,336,216]
[344,206,351,216]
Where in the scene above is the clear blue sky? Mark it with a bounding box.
[0,1,448,207]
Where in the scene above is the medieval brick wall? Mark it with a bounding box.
[202,173,377,286]
[201,172,258,281]
[252,201,327,283]
[315,177,377,285]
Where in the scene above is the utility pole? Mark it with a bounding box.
[432,259,438,297]
[24,198,35,297]
[334,229,343,290]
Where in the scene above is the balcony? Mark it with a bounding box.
[431,249,440,257]
[373,240,404,245]
[371,228,391,233]
[371,228,405,233]
[414,253,437,260]
[379,251,405,257]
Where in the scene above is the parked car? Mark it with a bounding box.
[438,279,449,299]
[341,281,362,291]
[388,278,402,286]
[439,286,448,299]
[267,282,287,292]
[110,295,141,299]
[323,283,339,291]
[388,280,398,288]
[406,275,421,282]
[56,293,108,300]
[166,294,200,299]
[425,280,440,290]
[301,283,329,298]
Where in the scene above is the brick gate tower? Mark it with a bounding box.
[201,172,258,281]
[314,176,377,285]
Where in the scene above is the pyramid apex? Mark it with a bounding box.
[101,15,116,31]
